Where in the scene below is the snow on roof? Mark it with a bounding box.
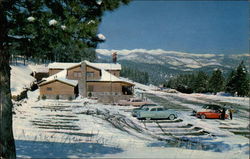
[43,61,128,86]
[49,61,121,71]
[84,60,121,70]
[39,69,77,86]
[48,62,80,69]
[88,69,134,85]
[29,65,49,73]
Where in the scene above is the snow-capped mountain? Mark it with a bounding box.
[96,49,249,84]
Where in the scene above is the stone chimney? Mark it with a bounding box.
[112,52,117,63]
[78,61,87,97]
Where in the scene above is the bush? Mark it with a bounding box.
[41,95,46,100]
[30,83,38,91]
[88,92,92,98]
[56,95,59,100]
[16,90,28,101]
[176,85,193,94]
[68,96,73,101]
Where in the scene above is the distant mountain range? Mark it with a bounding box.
[96,49,250,84]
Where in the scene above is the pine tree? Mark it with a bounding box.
[193,71,209,93]
[234,61,250,96]
[226,61,250,96]
[0,1,131,158]
[208,69,224,94]
[121,66,149,84]
[226,70,237,95]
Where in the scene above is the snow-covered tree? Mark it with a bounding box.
[208,69,224,94]
[0,0,131,158]
[226,61,250,97]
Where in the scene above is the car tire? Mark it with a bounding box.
[169,114,175,120]
[201,114,206,119]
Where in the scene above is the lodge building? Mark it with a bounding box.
[38,60,134,103]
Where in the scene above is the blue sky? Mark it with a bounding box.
[98,1,248,54]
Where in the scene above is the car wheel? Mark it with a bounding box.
[169,114,175,120]
[201,114,206,119]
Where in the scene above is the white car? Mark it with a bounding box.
[137,106,178,120]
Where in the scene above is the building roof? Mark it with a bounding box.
[29,65,49,73]
[49,61,121,71]
[84,60,121,70]
[42,60,133,86]
[88,69,134,85]
[48,62,80,69]
[39,69,78,87]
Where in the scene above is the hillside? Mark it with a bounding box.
[96,49,249,84]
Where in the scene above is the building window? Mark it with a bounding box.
[87,72,94,78]
[88,85,94,92]
[47,87,52,91]
[73,71,81,78]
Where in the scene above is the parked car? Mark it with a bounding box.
[195,104,228,119]
[131,103,157,117]
[137,106,178,120]
[118,98,151,107]
[192,104,223,115]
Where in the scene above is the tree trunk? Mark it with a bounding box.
[0,54,16,159]
[0,2,16,158]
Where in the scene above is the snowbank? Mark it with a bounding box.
[11,64,36,96]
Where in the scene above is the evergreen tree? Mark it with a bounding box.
[208,69,224,94]
[226,70,237,95]
[121,66,149,84]
[233,61,249,96]
[0,1,131,158]
[193,71,209,93]
[226,61,250,96]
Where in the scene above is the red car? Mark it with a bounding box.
[196,111,228,119]
[195,105,228,119]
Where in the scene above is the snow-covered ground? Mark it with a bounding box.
[11,65,249,158]
[13,89,250,158]
[11,64,36,96]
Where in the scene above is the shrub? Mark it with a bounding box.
[56,95,60,100]
[88,92,92,98]
[41,95,46,100]
[16,90,28,101]
[68,96,73,101]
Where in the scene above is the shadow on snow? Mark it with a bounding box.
[16,140,123,158]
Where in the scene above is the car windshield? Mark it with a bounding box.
[203,105,222,110]
[150,108,157,111]
[157,108,164,111]
[202,105,208,109]
[141,104,157,109]
[142,107,149,111]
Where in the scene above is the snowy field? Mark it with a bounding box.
[11,65,249,158]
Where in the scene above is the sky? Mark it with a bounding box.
[98,1,249,54]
